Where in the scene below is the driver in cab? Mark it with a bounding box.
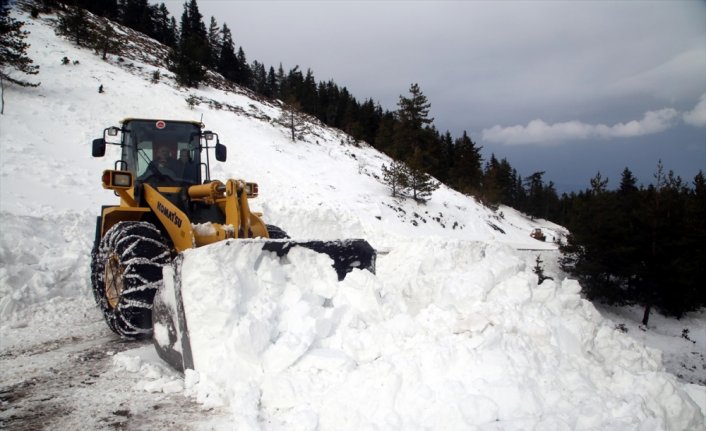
[152,145,182,179]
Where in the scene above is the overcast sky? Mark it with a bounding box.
[161,0,705,192]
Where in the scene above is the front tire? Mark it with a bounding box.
[91,221,171,338]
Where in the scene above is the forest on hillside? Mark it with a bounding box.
[4,0,705,321]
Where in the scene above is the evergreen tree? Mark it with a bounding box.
[301,68,318,113]
[235,46,251,87]
[685,170,706,311]
[168,0,210,87]
[407,148,440,203]
[93,22,122,60]
[265,66,277,98]
[618,167,638,193]
[250,60,267,94]
[589,171,609,194]
[393,84,438,171]
[374,112,396,154]
[482,155,516,207]
[533,255,553,284]
[0,2,40,88]
[216,23,237,81]
[58,6,92,46]
[206,16,219,67]
[275,63,285,97]
[560,162,706,325]
[448,131,483,194]
[119,0,153,37]
[522,172,558,220]
[381,160,409,198]
[397,83,433,129]
[357,98,382,145]
[280,96,303,142]
[94,0,119,19]
[152,3,176,47]
[436,131,454,184]
[70,0,118,19]
[1,2,40,114]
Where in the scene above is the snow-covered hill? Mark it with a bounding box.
[1,7,704,430]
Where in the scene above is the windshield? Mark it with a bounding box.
[121,120,202,185]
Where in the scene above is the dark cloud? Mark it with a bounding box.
[162,0,706,190]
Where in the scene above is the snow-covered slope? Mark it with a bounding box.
[1,8,704,430]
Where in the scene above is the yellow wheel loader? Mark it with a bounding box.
[91,118,375,371]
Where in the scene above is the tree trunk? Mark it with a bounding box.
[1,76,4,115]
[289,111,295,142]
[642,303,651,326]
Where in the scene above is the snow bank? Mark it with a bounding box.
[0,210,94,322]
[166,238,704,430]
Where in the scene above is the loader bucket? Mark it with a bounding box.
[152,239,375,372]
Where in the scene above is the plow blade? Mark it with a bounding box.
[152,239,375,372]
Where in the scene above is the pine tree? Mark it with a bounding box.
[0,3,40,85]
[235,46,251,87]
[58,6,91,46]
[67,0,118,19]
[265,66,277,98]
[250,60,267,94]
[482,155,516,207]
[206,16,219,67]
[280,96,303,142]
[152,3,176,47]
[374,112,396,154]
[301,68,318,114]
[381,160,409,198]
[357,98,382,145]
[533,255,553,284]
[407,148,440,203]
[119,0,153,37]
[436,131,454,183]
[523,172,558,220]
[449,131,482,194]
[1,2,40,114]
[559,162,706,325]
[393,83,435,168]
[590,171,609,194]
[396,83,433,129]
[618,167,638,193]
[93,22,122,60]
[216,23,237,81]
[168,0,210,87]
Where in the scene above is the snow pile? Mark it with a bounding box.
[146,238,701,430]
[0,211,94,320]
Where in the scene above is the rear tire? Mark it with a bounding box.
[91,221,171,338]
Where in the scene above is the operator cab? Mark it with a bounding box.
[92,118,227,188]
[123,119,203,186]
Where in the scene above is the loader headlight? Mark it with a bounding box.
[113,172,132,187]
[102,170,133,190]
[245,182,259,198]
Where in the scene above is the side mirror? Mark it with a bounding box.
[92,138,106,157]
[215,142,227,162]
[107,127,120,137]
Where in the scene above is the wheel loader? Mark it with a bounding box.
[91,118,375,371]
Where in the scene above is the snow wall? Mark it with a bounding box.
[171,238,703,430]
